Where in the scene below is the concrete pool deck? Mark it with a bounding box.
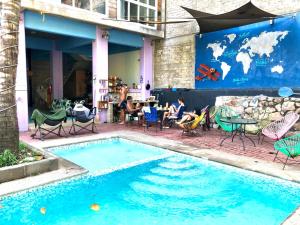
[1,126,299,224]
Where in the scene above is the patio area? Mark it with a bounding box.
[20,122,300,171]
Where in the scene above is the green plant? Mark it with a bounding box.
[19,142,27,153]
[0,149,18,167]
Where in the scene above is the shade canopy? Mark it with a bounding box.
[182,1,278,33]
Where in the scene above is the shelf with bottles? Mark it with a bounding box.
[108,76,122,93]
[98,100,108,109]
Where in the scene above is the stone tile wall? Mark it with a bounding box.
[215,95,300,131]
[154,0,300,88]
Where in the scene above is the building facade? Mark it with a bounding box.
[17,0,165,131]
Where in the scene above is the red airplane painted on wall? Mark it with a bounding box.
[195,64,221,81]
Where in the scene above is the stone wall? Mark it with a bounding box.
[215,95,300,131]
[154,0,300,89]
[154,35,195,88]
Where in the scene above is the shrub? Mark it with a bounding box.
[0,149,18,167]
[19,142,27,153]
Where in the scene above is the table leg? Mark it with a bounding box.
[238,124,245,150]
[220,131,233,146]
[231,125,238,142]
[243,124,256,147]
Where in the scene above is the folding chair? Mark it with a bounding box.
[69,105,97,135]
[144,107,161,132]
[31,109,67,141]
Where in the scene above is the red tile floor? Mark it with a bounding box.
[20,122,299,168]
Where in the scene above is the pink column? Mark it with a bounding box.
[92,27,108,123]
[51,47,63,99]
[16,13,29,132]
[140,38,153,100]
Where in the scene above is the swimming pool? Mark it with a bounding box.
[1,138,300,225]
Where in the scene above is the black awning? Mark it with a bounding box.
[182,1,278,33]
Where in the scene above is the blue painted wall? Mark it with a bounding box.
[195,14,300,89]
[24,11,143,57]
[109,29,143,48]
[26,36,54,51]
[24,11,96,39]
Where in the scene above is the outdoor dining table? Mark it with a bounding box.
[219,118,258,150]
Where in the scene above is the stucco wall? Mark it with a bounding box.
[154,0,300,89]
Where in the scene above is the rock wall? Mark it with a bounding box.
[215,95,300,131]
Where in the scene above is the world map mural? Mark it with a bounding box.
[195,15,300,89]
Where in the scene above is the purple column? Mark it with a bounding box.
[51,47,63,99]
[16,13,29,132]
[140,38,153,100]
[92,27,108,123]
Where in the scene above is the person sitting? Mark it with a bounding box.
[162,97,185,127]
[176,110,198,125]
[126,96,141,117]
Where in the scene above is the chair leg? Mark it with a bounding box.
[282,156,289,170]
[69,124,75,134]
[58,124,62,136]
[61,125,67,136]
[273,150,279,161]
[39,127,44,141]
[92,122,95,133]
[260,135,265,145]
[31,128,38,139]
[257,132,261,144]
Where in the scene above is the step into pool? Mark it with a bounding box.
[1,138,300,225]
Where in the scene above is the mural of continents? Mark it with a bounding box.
[195,15,300,89]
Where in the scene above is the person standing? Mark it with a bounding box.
[118,84,128,124]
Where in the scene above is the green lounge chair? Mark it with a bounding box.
[31,108,67,140]
[273,133,300,169]
[215,106,241,132]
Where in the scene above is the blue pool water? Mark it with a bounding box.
[1,138,300,225]
[49,139,169,173]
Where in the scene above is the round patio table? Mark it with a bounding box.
[219,118,257,150]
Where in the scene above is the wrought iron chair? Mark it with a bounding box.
[261,112,299,143]
[273,133,300,169]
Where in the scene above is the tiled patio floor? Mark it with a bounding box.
[20,122,300,168]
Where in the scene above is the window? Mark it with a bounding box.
[119,0,157,28]
[92,0,106,14]
[75,0,90,10]
[61,0,107,15]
